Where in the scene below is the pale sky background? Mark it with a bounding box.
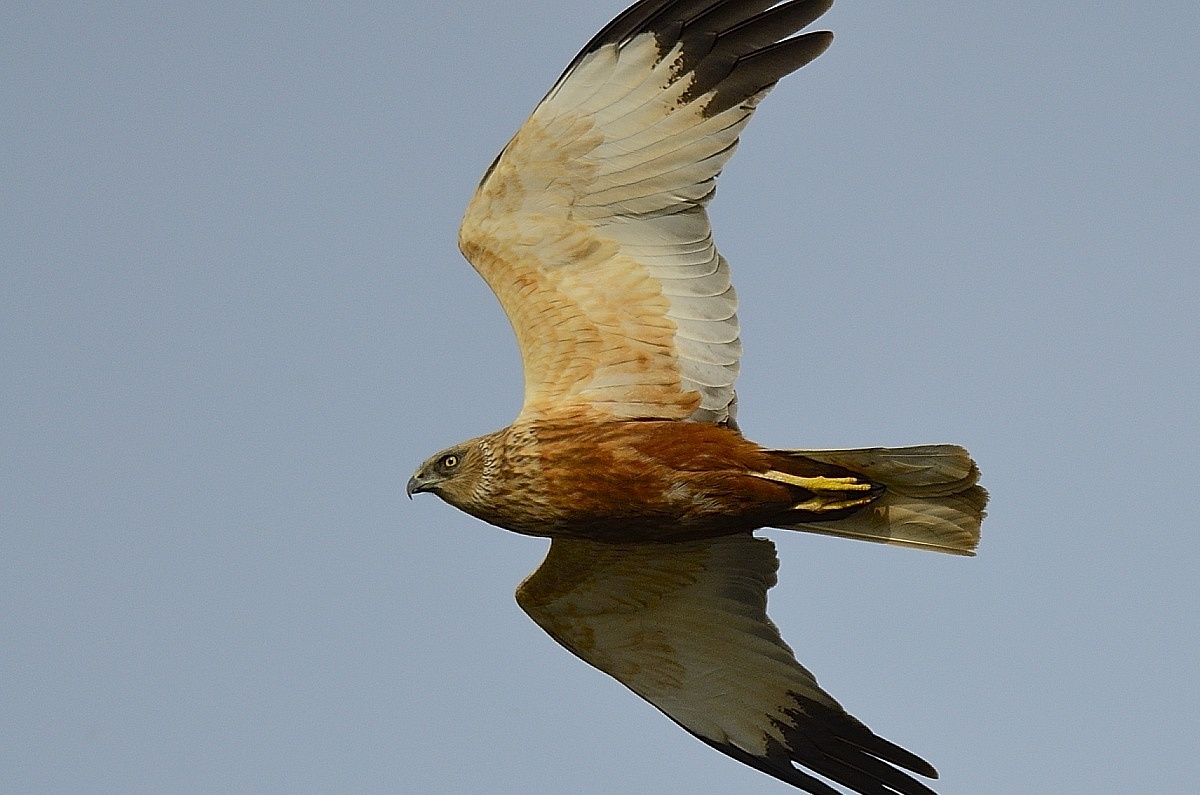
[4,2,1198,793]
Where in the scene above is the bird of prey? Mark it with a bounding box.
[407,1,986,793]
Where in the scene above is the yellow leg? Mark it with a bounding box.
[751,469,878,513]
[751,470,874,492]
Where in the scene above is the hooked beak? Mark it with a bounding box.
[406,472,425,499]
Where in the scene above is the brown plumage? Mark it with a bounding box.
[410,419,983,549]
[408,2,986,794]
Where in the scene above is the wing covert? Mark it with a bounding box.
[459,1,834,424]
[516,535,940,795]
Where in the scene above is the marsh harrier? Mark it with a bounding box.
[408,1,986,792]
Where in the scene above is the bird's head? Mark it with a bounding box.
[407,436,495,512]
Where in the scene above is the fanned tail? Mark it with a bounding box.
[770,445,987,555]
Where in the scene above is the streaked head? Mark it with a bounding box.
[407,436,494,511]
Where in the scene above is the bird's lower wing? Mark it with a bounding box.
[515,534,940,795]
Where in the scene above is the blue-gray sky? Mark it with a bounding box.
[4,2,1198,793]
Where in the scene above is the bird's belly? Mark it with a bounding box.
[473,419,800,542]
[491,464,786,543]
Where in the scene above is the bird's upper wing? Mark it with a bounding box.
[516,534,940,795]
[459,0,834,425]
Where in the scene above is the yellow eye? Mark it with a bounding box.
[440,454,459,470]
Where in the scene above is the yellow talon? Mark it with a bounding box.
[790,495,877,512]
[752,470,874,492]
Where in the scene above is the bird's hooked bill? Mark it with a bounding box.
[405,473,423,499]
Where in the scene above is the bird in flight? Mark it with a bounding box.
[407,1,987,793]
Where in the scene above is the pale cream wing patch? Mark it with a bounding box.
[516,534,938,793]
[459,33,771,424]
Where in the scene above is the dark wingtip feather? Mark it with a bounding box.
[700,30,833,116]
[553,0,835,115]
[676,694,940,795]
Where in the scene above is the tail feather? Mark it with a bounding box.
[770,445,987,555]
